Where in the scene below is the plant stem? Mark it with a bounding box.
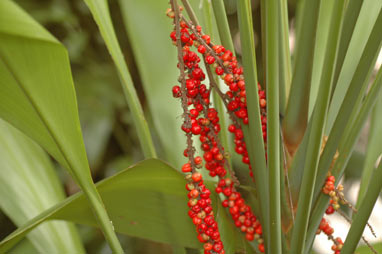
[264,0,282,252]
[237,0,269,248]
[289,1,345,253]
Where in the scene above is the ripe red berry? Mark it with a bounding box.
[182,163,192,173]
[205,55,215,64]
[192,172,202,182]
[325,205,335,215]
[172,85,181,98]
[202,34,211,44]
[198,45,206,54]
[191,124,202,135]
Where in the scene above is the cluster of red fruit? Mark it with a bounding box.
[196,39,267,178]
[185,169,225,254]
[316,174,344,253]
[317,218,343,254]
[168,6,265,253]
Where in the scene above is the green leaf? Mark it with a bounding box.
[312,7,382,206]
[0,1,122,252]
[83,0,156,159]
[357,91,382,208]
[0,120,84,253]
[290,1,346,253]
[330,0,363,97]
[211,0,235,53]
[263,0,281,252]
[305,65,382,252]
[237,0,269,244]
[341,160,382,254]
[118,0,184,167]
[282,0,321,153]
[8,239,39,254]
[355,242,382,254]
[326,0,382,132]
[308,0,335,118]
[278,0,291,115]
[0,159,254,253]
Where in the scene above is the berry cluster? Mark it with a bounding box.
[317,218,343,254]
[169,4,225,253]
[185,172,225,254]
[323,175,342,215]
[317,174,344,253]
[172,15,268,179]
[168,5,265,253]
[192,33,268,178]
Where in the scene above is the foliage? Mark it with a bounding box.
[0,0,381,253]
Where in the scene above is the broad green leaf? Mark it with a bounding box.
[326,0,382,132]
[118,0,184,168]
[8,239,39,254]
[0,159,254,253]
[0,1,122,251]
[0,120,84,253]
[82,0,156,159]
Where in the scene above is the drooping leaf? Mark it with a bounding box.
[0,1,122,251]
[0,159,255,253]
[0,120,84,253]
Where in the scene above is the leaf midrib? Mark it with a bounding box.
[0,44,87,183]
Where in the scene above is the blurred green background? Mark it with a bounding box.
[1,0,380,253]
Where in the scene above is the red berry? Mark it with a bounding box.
[205,55,215,64]
[182,163,192,173]
[198,45,206,54]
[192,172,202,182]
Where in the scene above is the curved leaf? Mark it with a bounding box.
[0,159,254,253]
[0,120,84,253]
[0,1,121,251]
